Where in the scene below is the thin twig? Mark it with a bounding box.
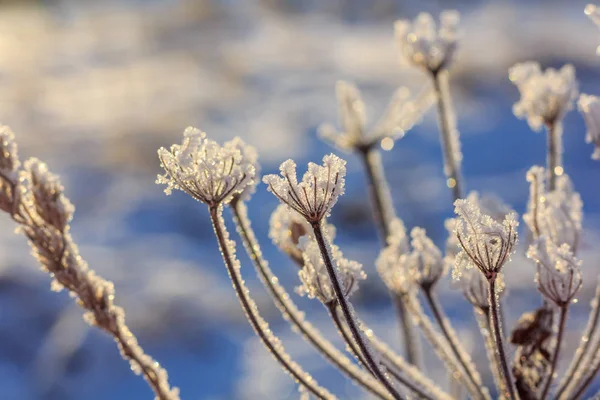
[311,221,403,400]
[488,279,517,400]
[423,288,489,400]
[209,205,335,400]
[540,305,568,399]
[546,121,563,191]
[474,307,508,397]
[431,70,464,201]
[229,199,391,399]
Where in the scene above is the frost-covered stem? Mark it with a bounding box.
[475,307,507,396]
[488,279,517,400]
[392,294,422,368]
[555,279,600,399]
[356,145,421,368]
[311,222,403,400]
[209,205,335,400]
[431,69,464,201]
[402,294,484,399]
[423,288,488,399]
[229,199,390,399]
[357,145,395,241]
[540,305,568,399]
[363,324,454,400]
[546,121,563,191]
[569,348,600,400]
[327,303,373,374]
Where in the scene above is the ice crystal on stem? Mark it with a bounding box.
[453,198,518,281]
[509,62,578,131]
[395,11,460,73]
[0,126,20,213]
[296,237,366,305]
[524,166,582,251]
[527,237,582,306]
[460,267,505,310]
[157,127,256,206]
[578,93,600,160]
[319,81,434,151]
[263,154,346,224]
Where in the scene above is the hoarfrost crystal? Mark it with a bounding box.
[263,154,346,223]
[509,62,578,131]
[527,236,582,306]
[578,93,600,160]
[157,127,256,205]
[395,11,460,73]
[453,198,518,280]
[296,237,366,304]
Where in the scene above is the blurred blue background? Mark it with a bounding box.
[0,0,599,398]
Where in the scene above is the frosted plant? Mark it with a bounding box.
[453,198,518,281]
[586,3,600,54]
[0,126,179,400]
[296,237,366,305]
[578,93,600,160]
[524,166,583,251]
[263,154,345,225]
[527,236,583,398]
[157,127,256,205]
[509,63,578,132]
[509,62,578,190]
[394,11,460,74]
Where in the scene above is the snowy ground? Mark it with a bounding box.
[0,0,599,399]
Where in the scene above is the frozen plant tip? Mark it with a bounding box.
[509,62,578,131]
[394,11,460,73]
[527,236,582,306]
[319,81,434,151]
[524,166,583,251]
[157,127,256,206]
[296,237,366,305]
[578,93,600,160]
[453,198,518,281]
[586,4,600,54]
[263,154,346,224]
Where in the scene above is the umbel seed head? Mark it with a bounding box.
[157,127,256,206]
[263,154,346,224]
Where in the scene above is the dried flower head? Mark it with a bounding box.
[157,127,256,206]
[578,93,600,160]
[269,204,336,264]
[22,158,75,232]
[263,154,346,223]
[226,137,260,201]
[459,267,505,310]
[527,236,582,306]
[407,227,445,288]
[453,198,519,281]
[524,166,582,251]
[509,62,578,131]
[395,11,460,73]
[296,237,366,305]
[319,81,433,151]
[445,192,512,270]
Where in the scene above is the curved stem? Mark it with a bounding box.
[569,347,600,400]
[327,303,373,374]
[209,205,335,400]
[423,289,488,399]
[546,121,563,191]
[357,145,422,368]
[555,278,600,399]
[311,222,403,400]
[229,200,390,399]
[431,70,464,201]
[488,279,517,400]
[540,305,568,399]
